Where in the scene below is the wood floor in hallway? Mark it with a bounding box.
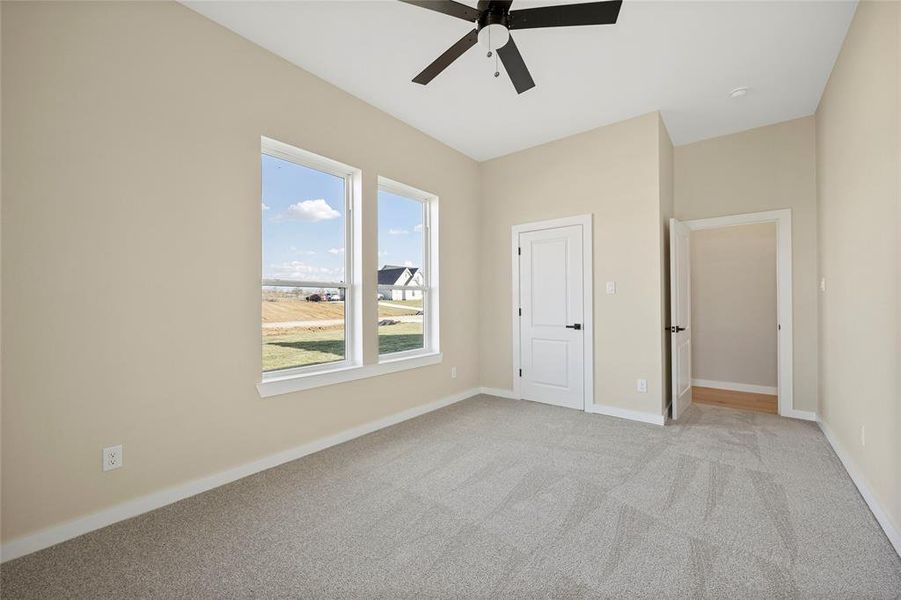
[692,386,778,414]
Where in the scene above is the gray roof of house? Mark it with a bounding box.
[378,265,419,285]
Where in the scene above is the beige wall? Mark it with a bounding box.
[479,113,669,417]
[690,223,777,388]
[674,117,818,412]
[0,0,4,542]
[816,0,900,540]
[0,2,481,543]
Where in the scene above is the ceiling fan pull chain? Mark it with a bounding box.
[488,26,499,78]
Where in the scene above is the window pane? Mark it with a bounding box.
[377,189,424,279]
[378,292,424,355]
[378,188,426,356]
[262,286,345,371]
[262,153,346,284]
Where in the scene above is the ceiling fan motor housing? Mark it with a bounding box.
[478,10,510,49]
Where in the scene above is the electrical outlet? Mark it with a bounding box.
[451,367,457,379]
[860,425,866,447]
[637,378,648,393]
[606,281,616,295]
[820,278,826,292]
[103,445,123,472]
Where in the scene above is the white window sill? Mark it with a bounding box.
[257,352,442,398]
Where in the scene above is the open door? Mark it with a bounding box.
[670,219,692,419]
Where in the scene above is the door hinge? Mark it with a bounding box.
[519,369,522,377]
[518,247,521,255]
[518,308,522,316]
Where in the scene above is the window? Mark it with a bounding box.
[257,140,441,397]
[261,137,358,377]
[377,178,438,359]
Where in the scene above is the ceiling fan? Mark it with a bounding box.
[400,0,623,94]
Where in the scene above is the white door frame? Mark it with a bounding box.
[681,209,794,417]
[512,214,594,411]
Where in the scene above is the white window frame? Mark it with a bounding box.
[259,136,363,382]
[377,177,440,362]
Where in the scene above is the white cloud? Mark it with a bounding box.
[328,247,345,255]
[277,199,340,222]
[403,260,414,268]
[388,228,409,235]
[267,261,344,282]
[413,224,423,232]
[261,202,270,211]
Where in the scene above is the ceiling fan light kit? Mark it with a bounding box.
[401,0,623,94]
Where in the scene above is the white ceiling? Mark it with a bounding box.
[185,0,856,161]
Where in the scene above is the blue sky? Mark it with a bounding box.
[262,154,423,283]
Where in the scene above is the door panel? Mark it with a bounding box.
[670,218,692,419]
[530,239,568,326]
[677,338,691,397]
[530,339,569,387]
[520,225,584,410]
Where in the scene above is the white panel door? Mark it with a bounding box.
[519,225,584,410]
[670,219,692,419]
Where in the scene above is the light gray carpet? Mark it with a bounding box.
[2,395,900,599]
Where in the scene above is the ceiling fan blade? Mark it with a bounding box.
[398,0,480,22]
[508,0,622,30]
[413,29,479,85]
[497,35,535,94]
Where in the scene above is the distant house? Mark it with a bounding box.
[378,265,423,301]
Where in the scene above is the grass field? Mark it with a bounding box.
[263,291,416,322]
[383,299,423,308]
[263,321,424,371]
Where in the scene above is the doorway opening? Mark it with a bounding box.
[669,209,794,419]
[691,222,778,413]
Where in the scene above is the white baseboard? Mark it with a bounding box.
[817,417,901,558]
[586,403,666,426]
[691,378,777,396]
[782,408,817,421]
[478,387,519,399]
[0,387,481,563]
